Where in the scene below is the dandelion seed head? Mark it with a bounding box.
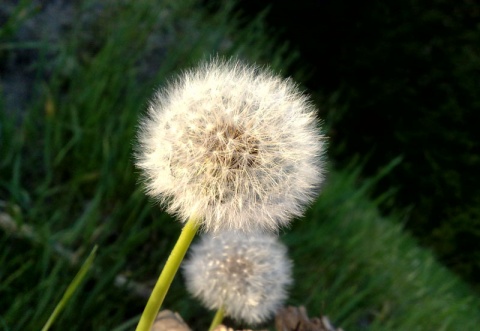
[182,232,292,325]
[136,58,326,232]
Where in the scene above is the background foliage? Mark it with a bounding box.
[237,0,480,288]
[1,0,479,330]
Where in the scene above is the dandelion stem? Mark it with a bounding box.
[208,306,225,331]
[135,217,199,331]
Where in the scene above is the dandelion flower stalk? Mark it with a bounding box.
[135,218,199,331]
[209,306,225,331]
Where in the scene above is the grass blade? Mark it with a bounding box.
[40,245,98,331]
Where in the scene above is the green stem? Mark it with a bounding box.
[208,306,225,331]
[135,217,199,331]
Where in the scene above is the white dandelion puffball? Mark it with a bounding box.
[182,231,292,325]
[136,58,325,232]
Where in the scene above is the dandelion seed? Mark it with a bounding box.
[183,231,292,325]
[136,58,326,232]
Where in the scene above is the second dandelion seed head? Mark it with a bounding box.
[182,231,293,325]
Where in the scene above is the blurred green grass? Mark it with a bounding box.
[1,1,479,330]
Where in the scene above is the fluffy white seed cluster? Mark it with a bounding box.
[182,231,292,325]
[136,58,325,232]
